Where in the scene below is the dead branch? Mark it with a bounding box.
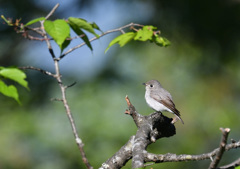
[144,140,240,163]
[100,136,135,169]
[209,128,231,169]
[102,96,176,168]
[100,96,240,169]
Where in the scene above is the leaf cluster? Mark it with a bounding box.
[0,67,28,103]
[105,25,170,53]
[2,15,101,52]
[43,17,101,52]
[26,16,100,52]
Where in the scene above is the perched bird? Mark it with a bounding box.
[143,79,184,124]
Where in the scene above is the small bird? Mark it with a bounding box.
[143,79,184,124]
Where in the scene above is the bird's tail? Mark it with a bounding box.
[173,108,184,124]
[175,114,184,124]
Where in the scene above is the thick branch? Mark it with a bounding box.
[101,137,240,168]
[125,95,176,140]
[101,96,176,169]
[143,140,240,163]
[100,136,135,169]
[127,96,176,168]
[102,96,240,168]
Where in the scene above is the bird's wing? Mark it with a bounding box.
[158,97,180,116]
[152,95,184,124]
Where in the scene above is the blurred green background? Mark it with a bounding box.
[1,0,240,168]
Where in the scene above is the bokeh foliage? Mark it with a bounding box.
[0,0,240,168]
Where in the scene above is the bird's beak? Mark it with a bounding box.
[142,83,146,86]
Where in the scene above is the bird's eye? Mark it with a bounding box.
[150,84,153,87]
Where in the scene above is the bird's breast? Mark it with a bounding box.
[145,92,173,113]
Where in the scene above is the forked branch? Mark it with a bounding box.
[209,128,231,169]
[101,96,240,169]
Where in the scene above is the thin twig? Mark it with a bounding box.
[53,58,93,169]
[24,26,45,36]
[40,4,60,59]
[24,34,85,42]
[19,66,55,77]
[66,81,77,88]
[25,35,52,41]
[40,21,55,59]
[66,34,86,40]
[209,128,231,169]
[45,3,60,20]
[51,98,63,102]
[60,23,143,59]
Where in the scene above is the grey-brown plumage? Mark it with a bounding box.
[143,79,184,124]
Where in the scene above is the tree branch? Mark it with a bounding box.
[101,96,240,168]
[126,96,175,168]
[209,128,231,169]
[19,66,55,77]
[45,3,60,20]
[100,136,135,169]
[39,4,60,59]
[29,4,93,168]
[144,139,240,163]
[59,23,143,60]
[53,59,93,169]
[102,96,176,169]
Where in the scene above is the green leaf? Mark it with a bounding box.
[153,36,171,47]
[61,37,71,52]
[0,80,20,104]
[25,17,45,26]
[68,17,99,37]
[0,67,29,90]
[44,19,70,51]
[69,23,93,51]
[91,22,103,33]
[134,25,156,41]
[105,32,136,53]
